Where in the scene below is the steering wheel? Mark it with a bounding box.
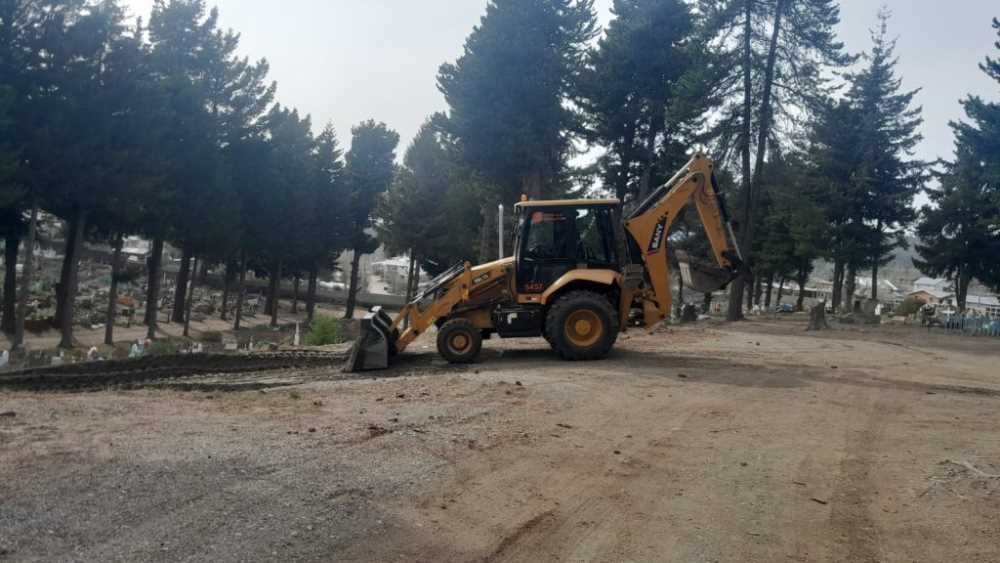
[526,244,548,260]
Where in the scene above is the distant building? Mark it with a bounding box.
[912,277,951,294]
[371,257,428,296]
[907,289,954,306]
[966,294,1000,318]
[122,236,152,263]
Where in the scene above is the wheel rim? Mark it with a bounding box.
[448,332,471,354]
[564,309,603,348]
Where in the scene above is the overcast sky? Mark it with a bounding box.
[124,0,997,167]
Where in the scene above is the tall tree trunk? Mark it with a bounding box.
[410,259,421,298]
[832,259,844,312]
[404,252,417,304]
[220,261,233,321]
[764,273,775,309]
[478,202,498,263]
[55,216,80,330]
[776,276,786,306]
[728,0,787,321]
[306,265,318,324]
[615,126,636,201]
[727,0,755,322]
[749,0,785,215]
[264,269,275,316]
[291,275,300,314]
[638,114,662,202]
[957,269,971,311]
[744,272,754,311]
[183,256,199,337]
[796,266,808,312]
[171,243,193,323]
[2,233,19,334]
[871,219,882,300]
[702,292,713,314]
[522,169,543,200]
[844,262,857,313]
[145,237,164,340]
[104,232,124,346]
[344,249,362,319]
[234,252,246,331]
[676,268,685,317]
[403,252,417,329]
[269,260,282,328]
[13,198,39,352]
[753,274,763,307]
[59,209,87,349]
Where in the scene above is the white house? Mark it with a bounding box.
[913,277,950,294]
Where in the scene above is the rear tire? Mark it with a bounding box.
[544,291,619,361]
[436,318,483,364]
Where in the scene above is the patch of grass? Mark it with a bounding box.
[305,315,344,346]
[148,339,180,356]
[199,330,223,343]
[288,390,302,400]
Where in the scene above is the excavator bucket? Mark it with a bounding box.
[347,307,397,372]
[675,250,737,294]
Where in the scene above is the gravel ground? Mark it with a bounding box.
[1,317,999,562]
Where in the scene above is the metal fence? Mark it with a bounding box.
[935,314,1000,337]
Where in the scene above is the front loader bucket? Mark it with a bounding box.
[347,307,397,372]
[675,251,736,294]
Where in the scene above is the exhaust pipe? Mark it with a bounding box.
[498,203,505,258]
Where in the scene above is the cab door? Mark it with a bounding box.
[515,207,578,295]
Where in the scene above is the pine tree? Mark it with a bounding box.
[0,87,21,335]
[259,105,316,327]
[437,0,597,202]
[578,0,709,203]
[302,123,347,324]
[843,9,924,301]
[37,0,160,347]
[915,18,1000,306]
[802,98,863,311]
[148,0,256,325]
[697,0,850,319]
[757,155,827,311]
[379,118,481,297]
[342,120,399,319]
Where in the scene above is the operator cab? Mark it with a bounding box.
[513,199,621,295]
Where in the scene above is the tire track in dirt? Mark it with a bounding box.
[829,392,896,563]
[482,510,557,562]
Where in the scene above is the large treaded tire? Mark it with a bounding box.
[436,318,483,364]
[544,291,619,361]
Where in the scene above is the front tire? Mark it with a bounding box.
[545,291,619,361]
[436,318,483,364]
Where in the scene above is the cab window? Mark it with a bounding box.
[524,211,574,261]
[576,207,614,265]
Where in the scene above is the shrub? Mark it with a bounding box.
[148,339,180,356]
[306,315,343,346]
[894,297,923,317]
[199,330,223,343]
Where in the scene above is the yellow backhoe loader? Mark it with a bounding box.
[348,153,748,371]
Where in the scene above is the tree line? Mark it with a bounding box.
[382,0,1000,315]
[0,0,399,351]
[3,0,999,354]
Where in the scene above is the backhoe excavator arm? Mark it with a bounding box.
[622,153,747,328]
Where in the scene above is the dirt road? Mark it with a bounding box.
[1,319,998,562]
